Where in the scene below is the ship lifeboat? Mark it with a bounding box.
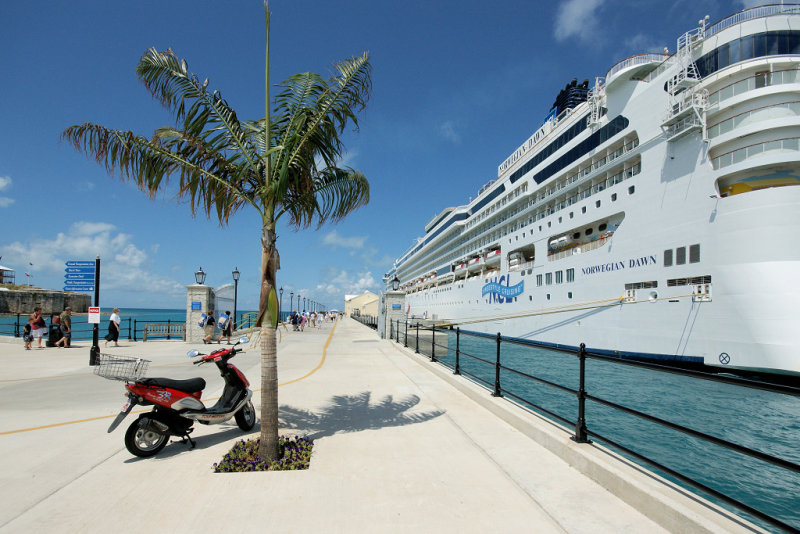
[453,262,467,274]
[485,249,501,266]
[467,255,483,272]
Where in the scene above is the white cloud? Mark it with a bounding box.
[0,175,13,207]
[439,120,461,144]
[554,0,605,43]
[0,221,184,296]
[321,230,366,250]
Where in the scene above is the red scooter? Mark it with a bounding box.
[97,336,256,457]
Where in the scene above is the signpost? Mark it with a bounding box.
[65,258,101,365]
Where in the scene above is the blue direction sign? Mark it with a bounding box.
[65,273,95,280]
[63,287,94,292]
[65,267,95,274]
[66,261,95,267]
[65,280,95,286]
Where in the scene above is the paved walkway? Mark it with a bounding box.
[0,319,760,533]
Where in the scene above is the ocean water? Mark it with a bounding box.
[421,331,800,533]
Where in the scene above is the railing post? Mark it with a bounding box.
[430,326,436,362]
[404,320,408,348]
[127,318,132,340]
[167,318,171,340]
[14,313,20,337]
[133,319,137,342]
[492,332,502,397]
[572,342,591,443]
[415,323,419,354]
[454,327,461,375]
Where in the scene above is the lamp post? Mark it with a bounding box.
[232,267,240,330]
[279,287,284,323]
[195,267,206,285]
[391,275,400,291]
[290,292,294,313]
[298,294,301,311]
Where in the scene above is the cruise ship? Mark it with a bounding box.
[385,5,800,376]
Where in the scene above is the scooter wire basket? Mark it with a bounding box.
[93,354,150,382]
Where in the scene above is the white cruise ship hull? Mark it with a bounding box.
[389,5,800,376]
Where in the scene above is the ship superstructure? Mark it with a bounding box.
[385,5,800,374]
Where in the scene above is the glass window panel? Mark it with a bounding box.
[728,39,740,65]
[748,143,763,157]
[720,153,733,168]
[783,138,799,151]
[689,244,700,263]
[740,35,755,60]
[791,33,800,54]
[765,140,781,152]
[720,120,733,135]
[732,149,746,165]
[676,247,686,265]
[708,124,720,138]
[754,33,767,57]
[767,33,780,55]
[718,44,730,70]
[664,249,673,267]
[720,85,734,101]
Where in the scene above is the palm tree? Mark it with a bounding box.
[62,6,371,459]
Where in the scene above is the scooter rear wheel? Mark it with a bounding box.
[125,417,168,457]
[235,400,256,431]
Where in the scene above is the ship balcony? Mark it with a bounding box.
[604,53,670,88]
[509,259,535,272]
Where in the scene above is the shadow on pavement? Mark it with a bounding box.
[278,391,445,440]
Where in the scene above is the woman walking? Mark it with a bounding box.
[104,308,121,347]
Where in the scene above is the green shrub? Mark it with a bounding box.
[213,436,313,472]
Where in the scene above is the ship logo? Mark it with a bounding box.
[482,274,524,304]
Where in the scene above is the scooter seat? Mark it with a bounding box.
[141,377,206,393]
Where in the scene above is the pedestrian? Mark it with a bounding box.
[218,310,232,344]
[23,318,33,350]
[300,311,307,332]
[30,307,47,349]
[290,310,299,331]
[203,310,215,344]
[48,315,62,347]
[104,307,121,347]
[56,307,72,348]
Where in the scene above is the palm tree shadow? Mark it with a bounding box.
[279,391,444,440]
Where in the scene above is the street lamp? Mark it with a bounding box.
[232,267,240,329]
[298,294,301,311]
[391,275,400,291]
[195,267,206,285]
[290,292,294,312]
[279,287,284,322]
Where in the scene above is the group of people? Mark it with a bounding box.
[201,310,233,344]
[288,310,334,331]
[22,306,122,350]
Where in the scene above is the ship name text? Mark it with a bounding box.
[582,255,657,275]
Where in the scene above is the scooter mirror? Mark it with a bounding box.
[238,336,249,344]
[187,349,200,358]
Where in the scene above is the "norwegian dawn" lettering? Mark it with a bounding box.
[581,254,657,275]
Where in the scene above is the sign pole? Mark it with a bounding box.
[90,256,101,366]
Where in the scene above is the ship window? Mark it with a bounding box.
[547,294,551,300]
[628,185,635,195]
[546,273,552,285]
[599,223,607,231]
[529,296,533,301]
[568,292,573,299]
[585,228,593,236]
[566,268,575,282]
[689,244,700,263]
[555,271,563,284]
[570,212,574,219]
[537,274,543,286]
[611,193,617,201]
[573,232,580,239]
[676,246,687,265]
[664,249,673,267]
[527,269,532,275]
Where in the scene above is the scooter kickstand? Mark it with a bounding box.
[181,430,196,449]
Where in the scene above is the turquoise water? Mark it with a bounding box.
[421,331,800,533]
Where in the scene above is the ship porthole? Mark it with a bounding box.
[649,291,658,301]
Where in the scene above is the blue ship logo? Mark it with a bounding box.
[482,274,524,304]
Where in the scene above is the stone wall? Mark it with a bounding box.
[0,289,91,315]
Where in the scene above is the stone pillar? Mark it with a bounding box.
[382,291,406,340]
[186,284,215,343]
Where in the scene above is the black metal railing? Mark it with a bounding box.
[352,314,378,330]
[388,319,800,534]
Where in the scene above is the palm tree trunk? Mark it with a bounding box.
[258,226,279,460]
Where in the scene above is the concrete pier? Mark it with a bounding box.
[0,318,761,533]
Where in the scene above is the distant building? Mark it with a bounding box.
[0,265,15,285]
[344,291,379,317]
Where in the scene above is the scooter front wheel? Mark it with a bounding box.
[235,400,256,431]
[124,416,168,457]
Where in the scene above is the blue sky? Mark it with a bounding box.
[0,0,756,311]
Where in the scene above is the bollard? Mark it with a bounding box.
[572,343,591,443]
[454,327,461,375]
[492,332,502,397]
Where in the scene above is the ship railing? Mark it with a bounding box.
[605,53,671,85]
[386,319,800,534]
[547,234,612,261]
[704,4,800,40]
[508,259,535,272]
[708,67,800,109]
